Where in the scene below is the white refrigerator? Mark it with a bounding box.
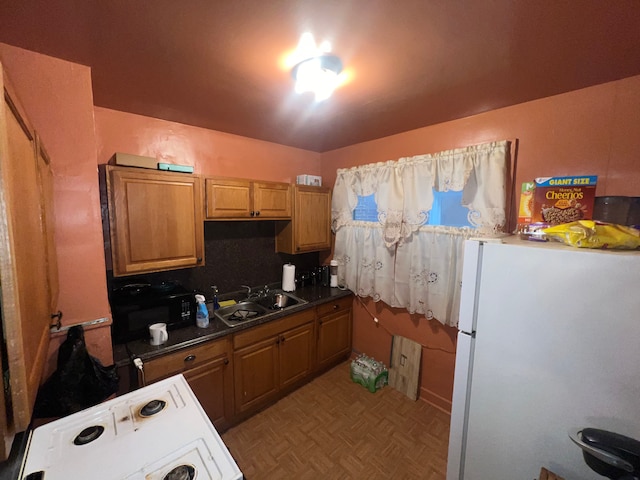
[447,237,640,480]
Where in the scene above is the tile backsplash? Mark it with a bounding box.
[107,221,322,299]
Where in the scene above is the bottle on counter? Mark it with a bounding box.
[330,259,339,287]
[195,294,209,328]
[211,285,220,310]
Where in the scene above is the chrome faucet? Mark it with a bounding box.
[241,284,270,300]
[241,285,252,298]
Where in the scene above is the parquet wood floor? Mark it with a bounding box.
[222,361,450,479]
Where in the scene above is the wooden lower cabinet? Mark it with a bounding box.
[183,356,232,429]
[233,336,280,413]
[279,323,315,389]
[316,296,353,372]
[135,296,351,430]
[141,337,234,430]
[233,310,315,415]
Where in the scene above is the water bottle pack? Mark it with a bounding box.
[350,353,388,393]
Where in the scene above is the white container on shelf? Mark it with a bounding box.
[296,174,322,186]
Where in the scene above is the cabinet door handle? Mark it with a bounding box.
[281,336,286,344]
[250,210,255,217]
[223,358,229,365]
[276,338,280,345]
[333,304,339,310]
[184,354,196,362]
[255,210,260,216]
[197,257,203,263]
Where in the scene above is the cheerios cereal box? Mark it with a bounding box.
[529,175,598,225]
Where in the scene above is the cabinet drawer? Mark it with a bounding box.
[316,296,352,317]
[144,337,231,383]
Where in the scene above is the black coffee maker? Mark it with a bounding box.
[569,428,640,479]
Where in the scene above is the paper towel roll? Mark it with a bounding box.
[282,263,296,292]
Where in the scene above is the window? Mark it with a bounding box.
[353,190,473,228]
[332,140,511,326]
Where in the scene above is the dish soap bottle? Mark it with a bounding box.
[195,294,209,328]
[211,285,220,310]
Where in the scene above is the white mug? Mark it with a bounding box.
[149,323,168,346]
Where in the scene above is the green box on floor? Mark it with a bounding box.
[350,354,388,393]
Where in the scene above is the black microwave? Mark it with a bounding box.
[110,282,196,344]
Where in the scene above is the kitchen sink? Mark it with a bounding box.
[255,290,304,310]
[213,290,307,328]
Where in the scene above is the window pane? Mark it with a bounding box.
[353,190,474,228]
[353,193,378,221]
[426,190,473,228]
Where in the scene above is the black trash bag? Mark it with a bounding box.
[33,326,119,418]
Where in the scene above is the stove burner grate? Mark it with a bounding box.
[163,464,195,480]
[229,309,259,321]
[140,399,167,417]
[73,425,105,446]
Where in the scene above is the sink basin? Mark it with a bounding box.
[255,291,303,310]
[213,290,306,328]
[214,301,268,327]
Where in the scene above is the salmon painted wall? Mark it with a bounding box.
[94,108,321,180]
[0,43,113,376]
[319,74,640,413]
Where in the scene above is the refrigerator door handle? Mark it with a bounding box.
[568,428,634,473]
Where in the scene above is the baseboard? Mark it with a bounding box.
[419,386,452,415]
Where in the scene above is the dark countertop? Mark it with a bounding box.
[113,285,352,367]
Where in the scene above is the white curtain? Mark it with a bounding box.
[331,140,510,327]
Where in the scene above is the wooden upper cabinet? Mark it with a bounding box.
[205,177,291,220]
[205,178,251,218]
[252,182,292,218]
[0,66,54,459]
[106,166,204,277]
[276,185,332,254]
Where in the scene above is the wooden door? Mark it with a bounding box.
[108,166,204,276]
[0,68,52,458]
[252,182,291,219]
[295,186,331,252]
[184,355,233,430]
[233,336,279,413]
[35,134,59,313]
[205,178,252,218]
[279,322,314,389]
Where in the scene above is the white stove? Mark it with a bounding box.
[20,374,243,480]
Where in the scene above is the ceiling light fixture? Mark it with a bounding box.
[290,32,343,102]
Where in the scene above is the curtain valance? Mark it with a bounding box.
[332,140,509,247]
